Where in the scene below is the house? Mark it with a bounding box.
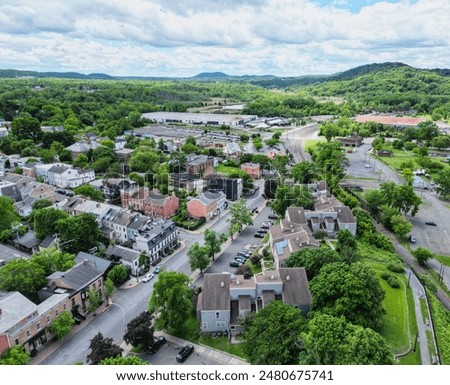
[240,162,261,179]
[14,196,37,217]
[20,181,55,202]
[187,191,226,221]
[105,244,142,276]
[65,141,102,160]
[143,191,179,219]
[73,200,115,227]
[21,162,40,177]
[0,174,34,200]
[46,164,95,188]
[101,178,136,203]
[0,180,20,199]
[111,210,136,245]
[170,173,205,194]
[101,207,123,240]
[75,252,112,278]
[120,186,147,212]
[186,155,214,176]
[126,213,149,243]
[337,135,363,147]
[197,268,311,334]
[133,219,179,263]
[38,259,104,315]
[223,142,242,159]
[114,138,126,151]
[377,149,393,157]
[0,291,71,355]
[204,175,242,201]
[14,231,40,253]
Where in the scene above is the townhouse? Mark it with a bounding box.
[187,191,226,221]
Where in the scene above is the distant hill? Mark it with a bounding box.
[192,72,230,79]
[330,62,411,81]
[0,69,113,79]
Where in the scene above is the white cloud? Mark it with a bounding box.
[0,0,448,76]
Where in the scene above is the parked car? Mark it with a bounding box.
[254,233,265,238]
[142,273,154,282]
[154,266,162,273]
[176,344,194,362]
[261,224,270,230]
[257,229,268,234]
[409,235,416,243]
[268,214,278,220]
[425,221,437,226]
[230,260,242,267]
[237,250,252,258]
[0,259,6,267]
[148,336,166,354]
[234,256,246,264]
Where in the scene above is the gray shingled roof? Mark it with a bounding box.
[75,252,111,274]
[279,268,312,307]
[105,245,140,262]
[52,260,102,292]
[201,273,230,311]
[0,291,36,333]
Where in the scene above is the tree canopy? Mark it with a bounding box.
[310,262,386,330]
[243,301,306,365]
[0,345,30,365]
[285,247,341,280]
[48,311,75,340]
[87,332,123,365]
[123,311,154,350]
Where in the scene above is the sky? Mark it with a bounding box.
[0,0,449,77]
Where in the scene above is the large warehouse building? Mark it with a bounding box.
[142,112,257,127]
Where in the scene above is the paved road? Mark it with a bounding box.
[281,123,318,162]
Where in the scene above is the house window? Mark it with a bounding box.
[63,304,67,310]
[37,323,41,330]
[71,298,76,306]
[55,310,59,316]
[47,315,50,323]
[215,312,220,319]
[202,322,207,330]
[26,330,30,337]
[216,321,226,328]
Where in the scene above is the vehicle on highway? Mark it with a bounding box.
[176,344,194,362]
[425,221,437,226]
[230,260,243,267]
[148,336,166,354]
[254,233,265,238]
[142,273,154,282]
[409,235,416,243]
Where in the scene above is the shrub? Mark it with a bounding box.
[250,254,262,267]
[387,264,404,273]
[381,272,391,281]
[387,276,400,288]
[419,275,438,293]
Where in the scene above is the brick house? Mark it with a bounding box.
[186,155,214,176]
[240,162,261,179]
[187,191,226,221]
[143,191,179,219]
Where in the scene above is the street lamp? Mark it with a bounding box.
[109,302,126,333]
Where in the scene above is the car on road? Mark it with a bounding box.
[154,266,162,273]
[254,233,265,238]
[148,336,166,354]
[425,221,437,226]
[257,229,268,234]
[142,273,154,282]
[230,260,243,267]
[0,259,6,267]
[261,224,270,230]
[409,235,416,243]
[365,164,371,168]
[237,250,252,258]
[268,214,278,220]
[176,344,194,363]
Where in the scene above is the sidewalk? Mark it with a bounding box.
[30,302,110,365]
[153,331,248,365]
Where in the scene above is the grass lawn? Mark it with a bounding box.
[304,138,326,151]
[427,290,450,365]
[215,164,243,176]
[435,254,450,267]
[367,261,411,355]
[164,314,201,342]
[246,259,262,274]
[199,335,247,359]
[419,297,429,323]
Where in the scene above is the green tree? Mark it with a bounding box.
[0,196,19,232]
[271,185,314,217]
[187,242,210,273]
[229,198,253,232]
[73,153,89,168]
[291,161,317,183]
[123,311,154,350]
[10,116,42,141]
[228,222,241,241]
[380,181,421,216]
[107,265,129,286]
[310,262,385,330]
[148,271,192,331]
[31,247,75,276]
[33,207,69,239]
[104,278,116,300]
[0,345,30,365]
[435,168,450,198]
[417,121,439,141]
[74,185,103,201]
[413,247,434,267]
[99,356,148,365]
[48,311,76,340]
[364,189,385,214]
[204,229,227,261]
[87,288,101,315]
[31,198,53,211]
[129,150,160,172]
[390,214,413,239]
[299,313,393,365]
[285,247,341,279]
[56,213,101,253]
[87,332,123,365]
[243,301,306,365]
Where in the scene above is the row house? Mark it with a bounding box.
[133,219,179,263]
[197,269,311,334]
[170,173,205,194]
[186,155,215,176]
[14,180,55,217]
[0,291,71,355]
[120,187,179,219]
[47,165,95,189]
[240,162,261,179]
[0,174,34,200]
[65,141,102,160]
[187,191,226,222]
[105,245,141,276]
[223,142,242,159]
